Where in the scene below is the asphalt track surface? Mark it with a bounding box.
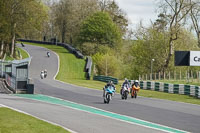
[1,44,200,133]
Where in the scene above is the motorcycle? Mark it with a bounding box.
[40,71,44,79]
[104,86,115,104]
[44,69,47,78]
[131,85,140,98]
[121,85,130,100]
[47,51,50,57]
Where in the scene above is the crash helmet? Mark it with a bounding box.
[135,80,139,83]
[125,78,128,83]
[110,81,113,84]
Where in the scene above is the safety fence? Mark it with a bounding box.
[93,75,118,84]
[140,70,200,82]
[139,81,200,98]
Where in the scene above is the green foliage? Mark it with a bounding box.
[81,42,98,56]
[0,0,48,57]
[104,0,129,36]
[93,52,121,78]
[130,28,169,79]
[79,11,121,47]
[129,25,200,79]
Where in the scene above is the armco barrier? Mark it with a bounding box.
[184,85,190,95]
[164,83,169,93]
[139,81,200,98]
[140,81,144,89]
[93,75,118,84]
[155,82,160,91]
[190,85,195,96]
[173,84,179,94]
[147,82,151,90]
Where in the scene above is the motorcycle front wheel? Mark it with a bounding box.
[106,94,110,104]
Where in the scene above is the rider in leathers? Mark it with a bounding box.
[103,81,116,97]
[121,78,131,95]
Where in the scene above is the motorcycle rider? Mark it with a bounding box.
[44,69,47,78]
[121,78,131,95]
[132,80,139,87]
[40,71,44,79]
[103,80,116,97]
[47,51,50,57]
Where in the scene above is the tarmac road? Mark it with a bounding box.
[1,43,199,133]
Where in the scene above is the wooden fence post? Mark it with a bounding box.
[164,72,165,80]
[174,70,176,80]
[146,74,147,80]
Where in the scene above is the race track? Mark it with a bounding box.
[1,43,200,133]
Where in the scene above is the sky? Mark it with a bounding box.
[114,0,158,29]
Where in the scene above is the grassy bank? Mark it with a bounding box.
[5,47,29,61]
[18,47,29,59]
[20,41,200,105]
[0,107,69,133]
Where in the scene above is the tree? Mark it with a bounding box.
[189,0,200,47]
[98,0,129,36]
[52,0,98,44]
[131,26,169,78]
[0,0,48,57]
[158,0,194,71]
[79,11,121,47]
[93,52,122,78]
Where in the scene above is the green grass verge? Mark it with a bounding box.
[20,41,200,105]
[0,107,69,133]
[18,47,29,59]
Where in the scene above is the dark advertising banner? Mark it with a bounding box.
[174,51,190,66]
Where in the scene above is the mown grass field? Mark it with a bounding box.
[20,41,200,105]
[0,107,69,133]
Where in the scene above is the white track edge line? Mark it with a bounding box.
[0,103,77,133]
[15,94,189,133]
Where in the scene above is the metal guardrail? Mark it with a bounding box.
[93,75,118,84]
[140,81,200,98]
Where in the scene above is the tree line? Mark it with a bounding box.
[1,0,200,79]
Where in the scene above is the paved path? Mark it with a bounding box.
[1,43,199,133]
